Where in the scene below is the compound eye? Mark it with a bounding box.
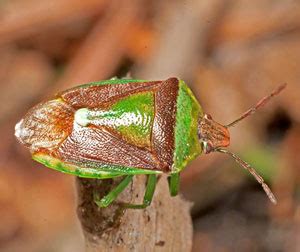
[204,114,212,120]
[201,141,213,154]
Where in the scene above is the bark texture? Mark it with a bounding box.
[76,175,193,251]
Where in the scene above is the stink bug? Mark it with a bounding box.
[15,78,286,208]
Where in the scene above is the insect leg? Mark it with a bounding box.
[168,173,180,197]
[123,174,157,209]
[94,175,134,208]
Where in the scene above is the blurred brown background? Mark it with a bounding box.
[1,0,299,251]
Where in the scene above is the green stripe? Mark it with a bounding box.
[108,91,154,147]
[173,80,203,172]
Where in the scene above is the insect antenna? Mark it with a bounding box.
[216,148,277,204]
[226,83,287,128]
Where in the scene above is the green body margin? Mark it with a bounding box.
[33,153,162,179]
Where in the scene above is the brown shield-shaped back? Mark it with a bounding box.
[53,77,180,173]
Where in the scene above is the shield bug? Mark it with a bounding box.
[15,78,286,208]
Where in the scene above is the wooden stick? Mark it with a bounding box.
[76,175,193,251]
